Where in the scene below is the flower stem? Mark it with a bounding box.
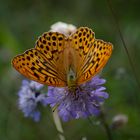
[52,110,66,140]
[99,107,113,140]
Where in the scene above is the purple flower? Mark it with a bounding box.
[18,80,47,122]
[45,75,109,121]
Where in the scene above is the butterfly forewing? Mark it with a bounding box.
[69,27,95,76]
[70,27,113,85]
[35,32,67,81]
[12,32,67,86]
[77,39,113,84]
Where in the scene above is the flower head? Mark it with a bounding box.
[50,22,76,36]
[18,80,47,122]
[45,76,109,121]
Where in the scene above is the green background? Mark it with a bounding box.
[0,0,140,139]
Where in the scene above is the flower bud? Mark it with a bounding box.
[111,114,128,129]
[50,21,76,36]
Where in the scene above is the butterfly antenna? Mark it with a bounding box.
[106,0,140,95]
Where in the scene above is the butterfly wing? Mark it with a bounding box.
[70,27,113,85]
[12,32,67,86]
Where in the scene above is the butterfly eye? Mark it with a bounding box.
[70,75,74,80]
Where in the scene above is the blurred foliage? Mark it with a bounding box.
[0,0,140,140]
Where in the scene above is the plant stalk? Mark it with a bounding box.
[99,107,113,140]
[52,110,66,140]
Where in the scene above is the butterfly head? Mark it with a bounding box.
[67,67,77,90]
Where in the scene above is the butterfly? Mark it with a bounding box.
[12,27,113,88]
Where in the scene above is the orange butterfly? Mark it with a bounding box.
[12,27,113,88]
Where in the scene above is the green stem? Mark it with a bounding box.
[99,107,113,140]
[52,110,66,140]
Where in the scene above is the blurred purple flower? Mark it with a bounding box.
[18,80,47,122]
[45,75,109,121]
